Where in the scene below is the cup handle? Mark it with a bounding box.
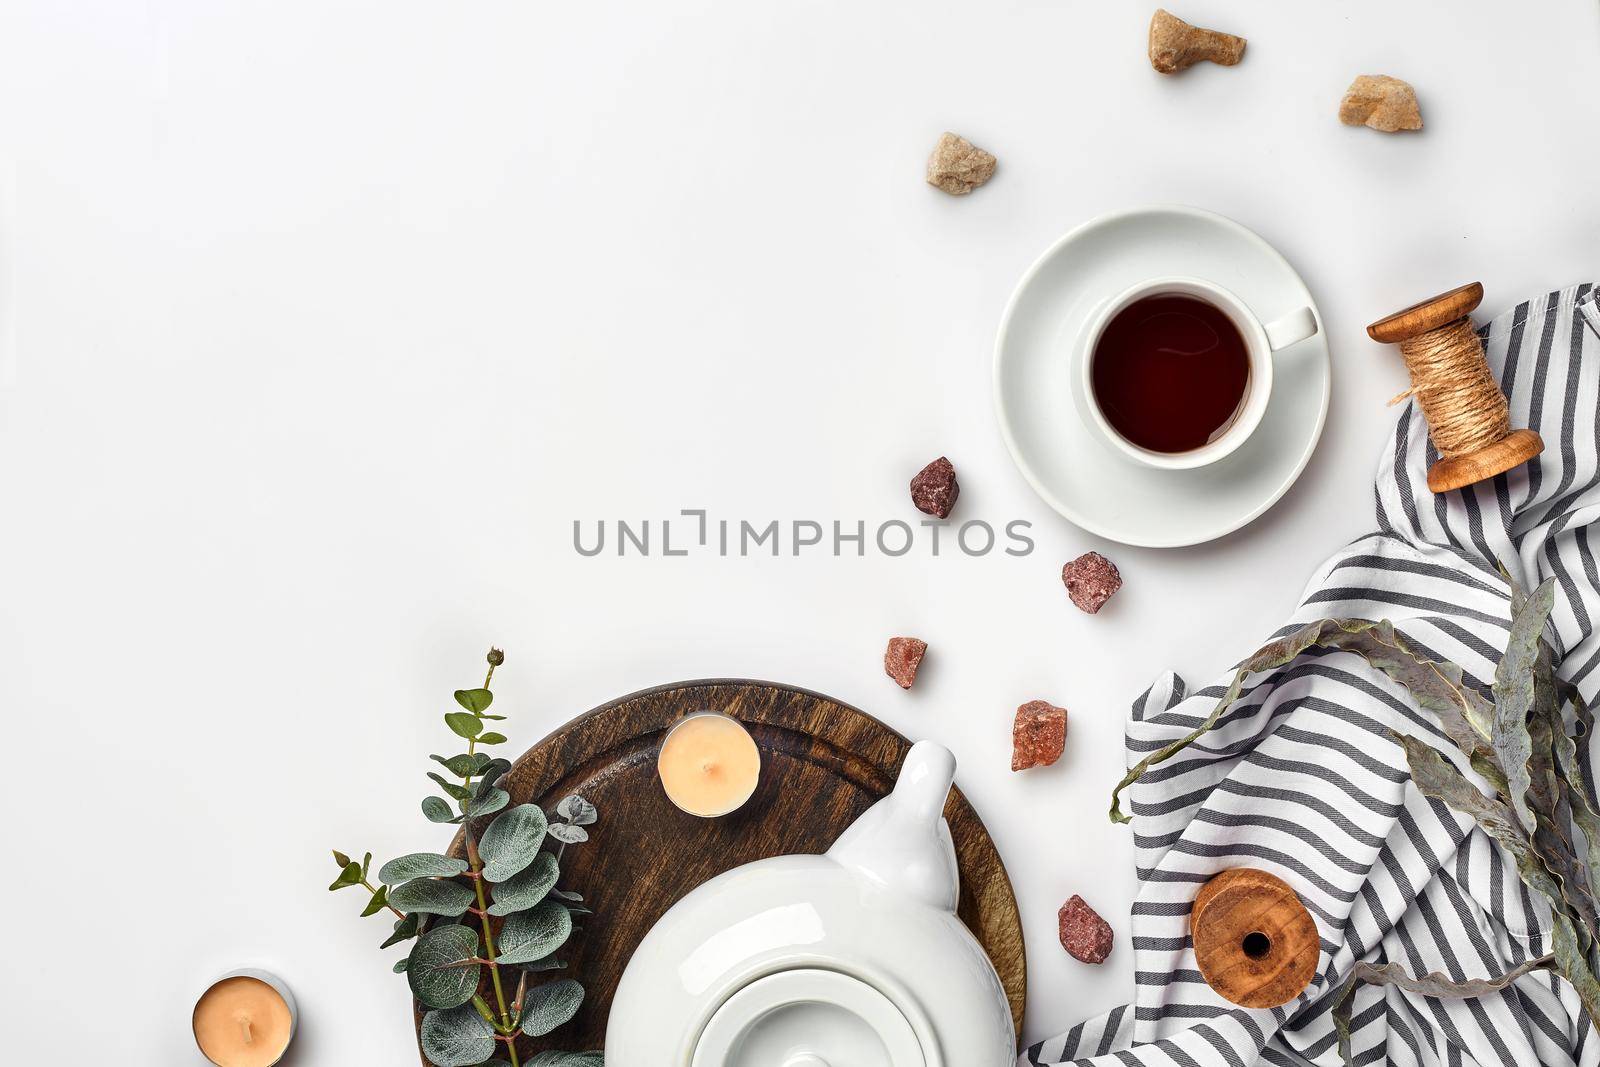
[1263,306,1318,352]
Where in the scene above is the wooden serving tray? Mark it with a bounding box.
[419,679,1026,1060]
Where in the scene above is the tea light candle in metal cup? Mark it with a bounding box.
[657,711,761,817]
[192,969,297,1067]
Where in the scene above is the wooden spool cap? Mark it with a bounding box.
[1192,868,1318,1009]
[1367,282,1544,493]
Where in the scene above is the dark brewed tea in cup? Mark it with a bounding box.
[1090,294,1250,453]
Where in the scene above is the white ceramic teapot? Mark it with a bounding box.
[605,741,1016,1067]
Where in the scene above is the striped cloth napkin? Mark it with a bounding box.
[1026,284,1600,1067]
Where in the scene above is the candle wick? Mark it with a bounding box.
[240,1016,253,1045]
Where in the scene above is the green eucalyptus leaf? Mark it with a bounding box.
[389,878,475,917]
[480,713,507,721]
[360,884,389,917]
[478,732,508,745]
[557,902,593,917]
[445,712,483,740]
[361,852,372,878]
[419,1003,496,1066]
[548,888,583,903]
[431,753,480,777]
[474,758,512,798]
[332,849,352,867]
[328,861,362,891]
[556,795,598,826]
[378,853,469,884]
[488,852,560,916]
[496,900,573,965]
[480,804,549,882]
[422,795,459,823]
[393,957,409,973]
[454,688,494,713]
[407,925,482,1010]
[428,772,473,801]
[380,912,421,949]
[525,1052,603,1067]
[514,955,568,972]
[518,978,584,1037]
[471,995,496,1024]
[546,823,588,845]
[467,787,509,820]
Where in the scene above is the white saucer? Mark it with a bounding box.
[993,205,1330,548]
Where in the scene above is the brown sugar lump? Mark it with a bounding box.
[1011,700,1067,771]
[925,133,996,196]
[884,637,928,689]
[1339,75,1423,133]
[1062,551,1121,614]
[1058,894,1114,963]
[1148,9,1246,74]
[910,456,960,519]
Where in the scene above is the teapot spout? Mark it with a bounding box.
[826,740,960,911]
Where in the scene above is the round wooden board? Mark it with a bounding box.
[415,679,1026,1062]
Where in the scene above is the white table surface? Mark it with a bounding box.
[3,1,1599,1061]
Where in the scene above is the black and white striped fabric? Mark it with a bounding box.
[1026,284,1600,1067]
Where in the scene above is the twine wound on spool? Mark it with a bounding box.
[1368,282,1544,493]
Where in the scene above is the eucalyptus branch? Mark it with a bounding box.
[322,648,597,1067]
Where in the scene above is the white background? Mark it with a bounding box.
[3,1,1599,1061]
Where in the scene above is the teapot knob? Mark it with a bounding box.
[892,740,957,819]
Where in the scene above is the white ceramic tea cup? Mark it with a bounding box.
[1080,276,1318,469]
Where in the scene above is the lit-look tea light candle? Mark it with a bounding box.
[192,970,297,1067]
[658,711,761,817]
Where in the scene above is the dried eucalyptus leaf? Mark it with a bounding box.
[467,788,510,820]
[379,853,469,884]
[389,877,474,917]
[422,795,457,823]
[547,823,589,845]
[1551,909,1600,1027]
[1331,955,1553,1066]
[556,795,598,826]
[480,804,549,882]
[380,912,421,949]
[474,758,512,799]
[489,852,560,916]
[328,861,363,891]
[525,1052,603,1067]
[1556,682,1600,877]
[407,925,482,1010]
[332,849,352,867]
[454,688,494,713]
[496,900,572,965]
[1492,577,1556,835]
[1397,735,1567,908]
[428,772,473,801]
[420,1003,496,1066]
[1109,617,1502,823]
[518,978,584,1037]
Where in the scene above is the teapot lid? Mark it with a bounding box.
[690,969,926,1067]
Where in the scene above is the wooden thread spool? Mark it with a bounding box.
[1368,282,1544,493]
[1192,868,1318,1009]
